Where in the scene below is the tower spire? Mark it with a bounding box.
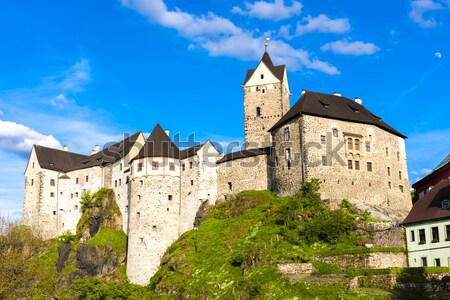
[264,37,270,52]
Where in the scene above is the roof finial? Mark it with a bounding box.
[264,37,270,52]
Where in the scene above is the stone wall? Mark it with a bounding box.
[217,153,272,197]
[315,252,407,269]
[358,222,405,248]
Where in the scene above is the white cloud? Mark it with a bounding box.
[321,40,380,56]
[411,168,433,175]
[0,120,62,156]
[409,0,448,28]
[435,51,442,58]
[0,110,3,116]
[121,0,338,75]
[232,0,302,21]
[295,14,350,36]
[50,93,76,108]
[59,59,91,93]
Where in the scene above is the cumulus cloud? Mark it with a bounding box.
[0,120,62,156]
[232,0,302,21]
[295,14,350,36]
[409,0,448,28]
[411,168,433,175]
[435,51,442,58]
[121,0,338,75]
[321,40,380,56]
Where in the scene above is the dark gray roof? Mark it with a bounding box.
[434,153,450,171]
[180,144,203,160]
[269,91,406,138]
[134,124,179,160]
[244,52,286,85]
[217,147,270,164]
[34,145,88,173]
[34,131,142,172]
[403,179,450,225]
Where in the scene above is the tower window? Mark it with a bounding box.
[365,142,371,152]
[189,161,193,169]
[260,74,264,79]
[152,161,159,170]
[256,107,261,116]
[182,163,185,171]
[50,192,55,197]
[119,179,121,186]
[348,160,353,170]
[320,135,326,144]
[228,182,232,191]
[285,148,291,170]
[262,89,265,94]
[387,167,391,176]
[169,162,176,171]
[367,162,373,172]
[347,138,353,150]
[50,179,55,186]
[322,156,327,166]
[355,161,360,170]
[399,185,404,193]
[76,177,79,184]
[284,127,290,141]
[399,171,402,180]
[137,212,140,218]
[191,180,194,186]
[168,195,173,200]
[86,176,89,182]
[115,180,117,187]
[31,179,34,186]
[332,128,338,137]
[138,163,143,172]
[388,181,392,189]
[120,163,123,171]
[386,147,389,157]
[355,139,360,151]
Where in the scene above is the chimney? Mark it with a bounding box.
[301,89,306,95]
[333,92,342,97]
[91,145,100,155]
[62,145,68,151]
[164,130,170,136]
[355,97,363,105]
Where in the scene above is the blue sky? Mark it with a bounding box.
[0,0,449,218]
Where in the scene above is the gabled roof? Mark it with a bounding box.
[244,52,286,85]
[217,147,270,164]
[403,179,450,225]
[33,131,143,172]
[434,153,450,171]
[134,124,179,160]
[34,145,88,173]
[269,91,406,138]
[180,144,203,160]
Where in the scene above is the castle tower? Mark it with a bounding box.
[126,124,181,285]
[243,50,290,149]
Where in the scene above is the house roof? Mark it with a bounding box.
[134,124,179,160]
[402,179,450,225]
[180,144,203,160]
[434,153,450,171]
[217,147,270,164]
[34,145,88,173]
[244,52,286,85]
[269,91,406,138]
[33,131,143,172]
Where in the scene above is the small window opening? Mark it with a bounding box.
[260,74,264,79]
[256,107,261,116]
[228,182,232,191]
[168,195,173,201]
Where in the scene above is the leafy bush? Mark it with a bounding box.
[80,191,93,212]
[65,277,144,300]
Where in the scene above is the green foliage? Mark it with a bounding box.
[85,227,127,256]
[59,230,77,244]
[359,209,372,222]
[65,277,144,300]
[339,199,354,210]
[81,191,93,212]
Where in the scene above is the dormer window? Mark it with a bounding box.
[442,199,450,210]
[260,74,264,79]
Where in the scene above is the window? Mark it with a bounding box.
[119,179,121,186]
[386,147,389,157]
[320,135,326,144]
[355,139,360,151]
[76,177,79,184]
[260,74,264,79]
[399,185,404,193]
[397,152,400,161]
[322,156,327,166]
[152,161,158,170]
[388,181,391,189]
[138,163,143,172]
[434,258,441,267]
[189,161,193,169]
[191,180,194,186]
[140,180,143,186]
[168,195,173,200]
[169,162,176,171]
[284,127,290,141]
[442,200,450,210]
[75,205,78,210]
[332,128,338,137]
[256,107,261,116]
[126,176,129,184]
[31,179,34,186]
[86,176,89,182]
[120,163,123,171]
[421,257,427,267]
[125,205,128,213]
[137,212,140,218]
[419,229,426,244]
[138,195,141,201]
[348,160,353,170]
[399,171,402,180]
[367,162,373,172]
[445,225,450,240]
[228,182,232,191]
[182,163,185,171]
[411,230,415,242]
[53,211,56,216]
[71,193,73,199]
[50,179,55,186]
[285,148,291,170]
[347,138,353,150]
[115,180,117,187]
[431,227,439,242]
[50,192,55,197]
[262,89,265,94]
[32,162,35,168]
[365,142,371,152]
[387,167,391,176]
[355,161,360,170]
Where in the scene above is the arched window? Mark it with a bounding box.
[355,139,360,151]
[347,138,353,150]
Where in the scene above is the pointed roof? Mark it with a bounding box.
[134,124,179,160]
[244,51,286,85]
[269,91,406,138]
[403,179,450,225]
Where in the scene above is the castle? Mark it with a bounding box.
[23,50,412,285]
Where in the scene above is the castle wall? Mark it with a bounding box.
[109,160,131,234]
[217,154,272,197]
[126,160,181,285]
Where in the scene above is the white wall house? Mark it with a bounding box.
[403,179,450,267]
